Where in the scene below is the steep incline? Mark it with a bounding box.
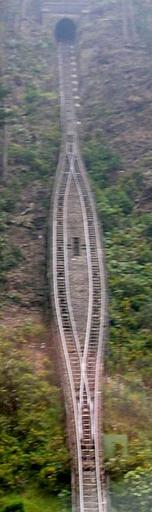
[50,37,107,512]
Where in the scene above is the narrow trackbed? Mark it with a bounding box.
[51,41,107,512]
[121,0,137,43]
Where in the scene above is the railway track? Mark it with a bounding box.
[121,0,137,44]
[51,40,107,512]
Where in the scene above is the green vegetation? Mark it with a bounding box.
[0,324,70,496]
[0,85,9,127]
[111,466,152,511]
[0,486,71,512]
[1,504,24,512]
[84,138,152,509]
[1,1,152,510]
[84,139,152,384]
[0,19,60,304]
[0,191,23,299]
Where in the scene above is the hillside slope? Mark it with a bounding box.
[0,0,152,509]
[78,0,152,383]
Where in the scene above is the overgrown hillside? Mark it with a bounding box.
[78,0,152,386]
[0,0,152,510]
[0,3,67,509]
[79,2,152,506]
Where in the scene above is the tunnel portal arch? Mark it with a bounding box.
[55,17,77,43]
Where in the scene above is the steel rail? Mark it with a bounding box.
[52,40,107,512]
[121,0,137,45]
[52,160,85,512]
[63,156,82,363]
[63,156,93,421]
[55,150,95,511]
[74,152,106,511]
[121,0,128,42]
[57,142,94,511]
[63,42,105,506]
[72,158,101,510]
[128,0,137,42]
[65,140,103,510]
[71,160,94,438]
[54,150,95,512]
[63,152,103,512]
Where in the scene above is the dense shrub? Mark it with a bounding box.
[1,503,24,512]
[111,466,152,511]
[84,139,152,384]
[0,327,70,493]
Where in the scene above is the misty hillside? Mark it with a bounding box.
[0,1,152,511]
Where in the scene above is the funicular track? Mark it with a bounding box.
[121,0,137,44]
[51,39,107,512]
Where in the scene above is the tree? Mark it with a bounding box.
[0,328,70,493]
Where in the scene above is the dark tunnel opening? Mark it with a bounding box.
[55,18,76,43]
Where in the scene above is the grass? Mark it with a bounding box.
[0,487,71,512]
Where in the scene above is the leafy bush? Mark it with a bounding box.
[84,140,122,187]
[0,327,70,493]
[1,503,24,512]
[84,138,152,384]
[111,466,152,511]
[0,235,23,295]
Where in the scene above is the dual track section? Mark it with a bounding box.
[51,42,107,512]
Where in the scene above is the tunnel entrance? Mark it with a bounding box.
[55,18,76,43]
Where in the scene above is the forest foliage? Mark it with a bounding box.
[84,139,152,383]
[0,0,152,510]
[83,138,152,508]
[0,325,70,496]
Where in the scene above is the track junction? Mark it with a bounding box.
[50,18,108,512]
